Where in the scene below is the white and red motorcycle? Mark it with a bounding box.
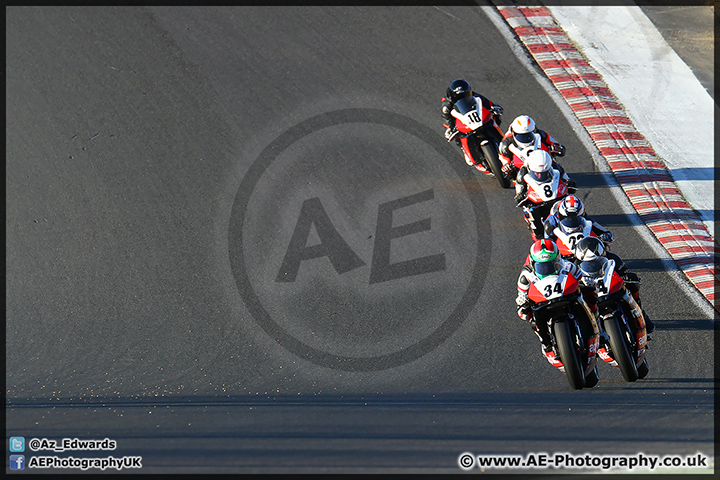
[448,96,510,188]
[548,216,600,260]
[516,151,576,240]
[527,262,600,390]
[578,253,649,382]
[507,133,564,170]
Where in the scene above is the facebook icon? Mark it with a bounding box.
[9,455,25,470]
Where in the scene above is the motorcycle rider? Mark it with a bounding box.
[442,78,504,166]
[516,239,584,355]
[514,149,575,205]
[514,150,576,239]
[499,115,566,177]
[574,236,655,333]
[543,195,615,245]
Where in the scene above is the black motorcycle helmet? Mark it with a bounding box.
[447,79,472,102]
[574,236,605,262]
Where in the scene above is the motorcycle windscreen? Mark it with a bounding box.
[559,215,584,233]
[534,258,560,277]
[580,257,607,278]
[529,169,552,183]
[453,96,476,115]
[515,132,534,144]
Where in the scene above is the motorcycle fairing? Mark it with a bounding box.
[524,168,566,203]
[508,134,543,168]
[585,259,624,297]
[451,96,492,133]
[527,270,578,304]
[459,136,490,173]
[553,219,595,257]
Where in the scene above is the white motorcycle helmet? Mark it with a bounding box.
[557,195,585,218]
[557,195,586,233]
[511,115,536,147]
[526,149,553,183]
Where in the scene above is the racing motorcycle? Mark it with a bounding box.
[579,256,649,381]
[547,215,600,260]
[527,265,600,389]
[447,97,510,188]
[507,134,566,171]
[517,168,576,241]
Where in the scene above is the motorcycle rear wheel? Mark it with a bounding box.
[554,318,585,390]
[604,315,639,382]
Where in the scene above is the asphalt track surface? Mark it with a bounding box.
[6,6,715,474]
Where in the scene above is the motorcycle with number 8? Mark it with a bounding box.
[517,165,576,241]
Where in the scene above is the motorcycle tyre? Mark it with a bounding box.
[584,365,600,388]
[637,358,649,379]
[605,315,639,382]
[481,143,511,189]
[554,318,585,390]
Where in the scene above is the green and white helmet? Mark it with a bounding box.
[530,239,561,278]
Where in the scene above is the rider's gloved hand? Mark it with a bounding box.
[501,162,516,175]
[514,192,526,204]
[622,271,640,283]
[565,178,577,188]
[600,231,614,244]
[444,128,456,140]
[517,306,533,321]
[491,105,503,126]
[542,222,555,239]
[550,143,566,157]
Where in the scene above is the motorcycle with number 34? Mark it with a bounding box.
[527,264,600,390]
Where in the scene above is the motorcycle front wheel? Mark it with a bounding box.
[584,365,600,388]
[480,143,511,189]
[604,315,639,382]
[554,318,585,390]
